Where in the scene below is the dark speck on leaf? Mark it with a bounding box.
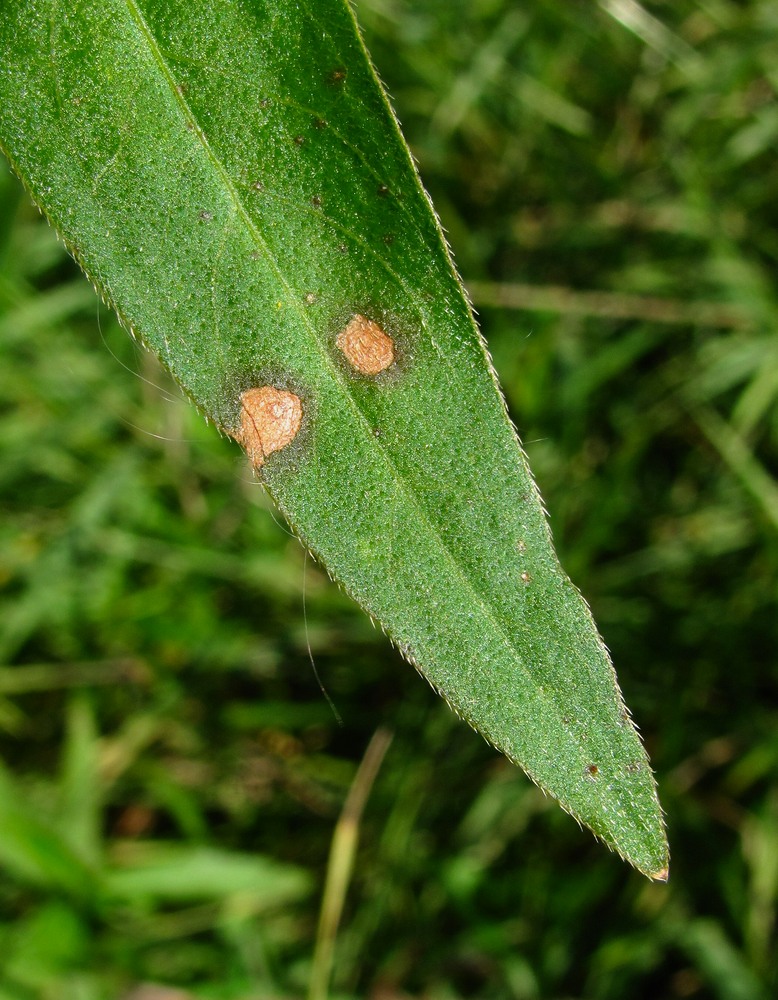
[294,135,305,146]
[199,210,213,222]
[377,183,389,197]
[311,194,322,208]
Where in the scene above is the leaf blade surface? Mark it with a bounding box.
[0,0,668,876]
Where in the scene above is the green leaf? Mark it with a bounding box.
[0,0,668,877]
[0,764,97,901]
[104,843,311,906]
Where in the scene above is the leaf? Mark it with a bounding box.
[104,843,311,906]
[0,0,668,877]
[0,763,97,900]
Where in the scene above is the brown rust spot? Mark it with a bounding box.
[336,314,395,375]
[236,386,302,468]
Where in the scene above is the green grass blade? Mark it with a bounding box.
[0,764,97,901]
[103,843,311,906]
[58,696,102,868]
[0,0,667,876]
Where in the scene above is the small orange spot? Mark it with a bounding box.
[336,314,395,375]
[586,764,599,777]
[520,571,531,584]
[236,386,302,468]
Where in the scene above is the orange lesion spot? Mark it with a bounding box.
[336,314,395,375]
[235,386,302,468]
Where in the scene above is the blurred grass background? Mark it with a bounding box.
[1,0,777,997]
